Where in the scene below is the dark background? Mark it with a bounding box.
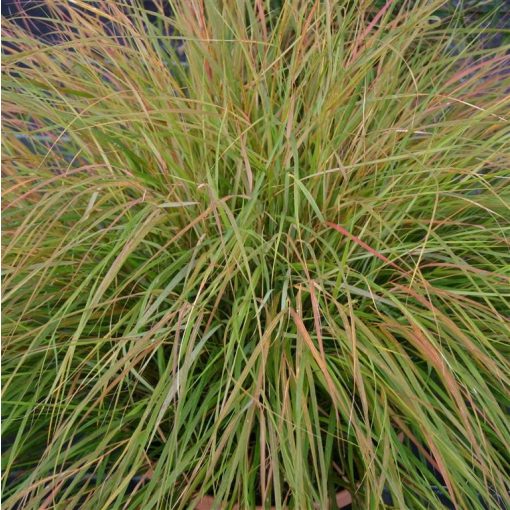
[3,1,510,40]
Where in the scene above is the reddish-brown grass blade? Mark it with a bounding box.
[326,221,402,271]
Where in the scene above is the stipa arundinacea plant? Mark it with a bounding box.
[2,1,509,509]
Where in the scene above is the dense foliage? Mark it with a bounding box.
[2,1,510,508]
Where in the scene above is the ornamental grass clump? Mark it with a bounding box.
[2,1,510,508]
